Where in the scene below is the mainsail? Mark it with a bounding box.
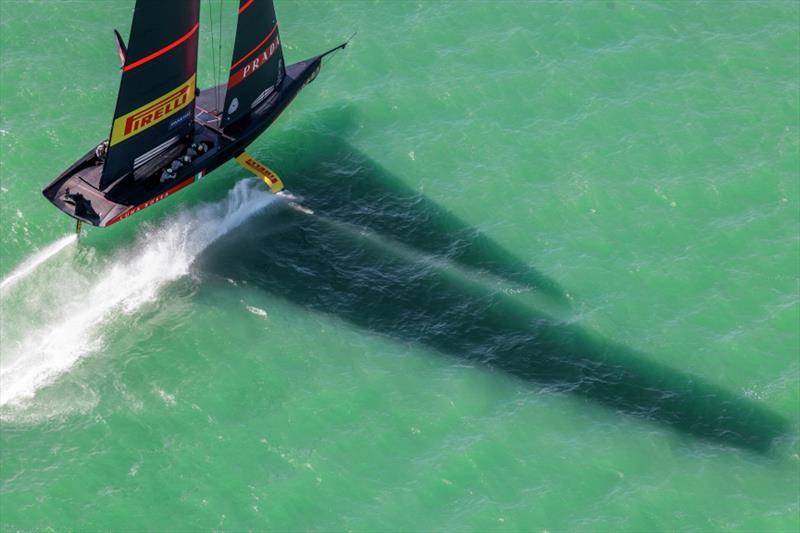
[101,0,201,189]
[221,0,286,127]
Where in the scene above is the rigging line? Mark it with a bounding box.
[218,0,224,101]
[207,0,218,111]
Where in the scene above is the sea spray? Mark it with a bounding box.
[0,234,77,293]
[0,180,275,408]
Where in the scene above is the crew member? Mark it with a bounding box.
[95,140,109,160]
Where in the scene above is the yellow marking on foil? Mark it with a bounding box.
[235,152,284,193]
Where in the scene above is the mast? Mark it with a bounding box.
[221,0,286,127]
[100,0,201,189]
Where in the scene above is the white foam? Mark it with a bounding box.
[0,180,275,409]
[246,305,268,317]
[0,234,77,293]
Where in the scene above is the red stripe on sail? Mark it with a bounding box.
[239,0,255,14]
[123,23,199,72]
[230,24,277,70]
[227,34,281,89]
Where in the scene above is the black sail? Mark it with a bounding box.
[101,0,200,189]
[221,0,286,127]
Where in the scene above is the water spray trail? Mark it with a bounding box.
[0,234,77,293]
[0,180,275,408]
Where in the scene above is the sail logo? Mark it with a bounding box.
[110,74,196,145]
[228,34,281,89]
[168,110,191,130]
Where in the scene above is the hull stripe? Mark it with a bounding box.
[106,176,195,226]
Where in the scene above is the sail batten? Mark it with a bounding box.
[123,23,199,72]
[239,0,255,15]
[230,24,277,70]
[221,0,285,127]
[100,0,201,189]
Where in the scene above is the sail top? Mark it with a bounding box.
[101,0,201,188]
[221,0,286,127]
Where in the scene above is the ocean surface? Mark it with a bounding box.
[1,1,798,531]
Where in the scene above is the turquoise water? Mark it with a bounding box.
[1,0,799,530]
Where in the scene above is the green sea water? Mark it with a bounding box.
[1,0,799,531]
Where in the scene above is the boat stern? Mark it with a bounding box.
[42,152,129,227]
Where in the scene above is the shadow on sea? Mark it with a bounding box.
[196,112,787,454]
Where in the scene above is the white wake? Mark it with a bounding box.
[0,234,77,293]
[0,180,276,409]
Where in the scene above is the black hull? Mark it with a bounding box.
[42,56,322,227]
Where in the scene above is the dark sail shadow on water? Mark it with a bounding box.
[196,123,787,454]
[268,129,571,309]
